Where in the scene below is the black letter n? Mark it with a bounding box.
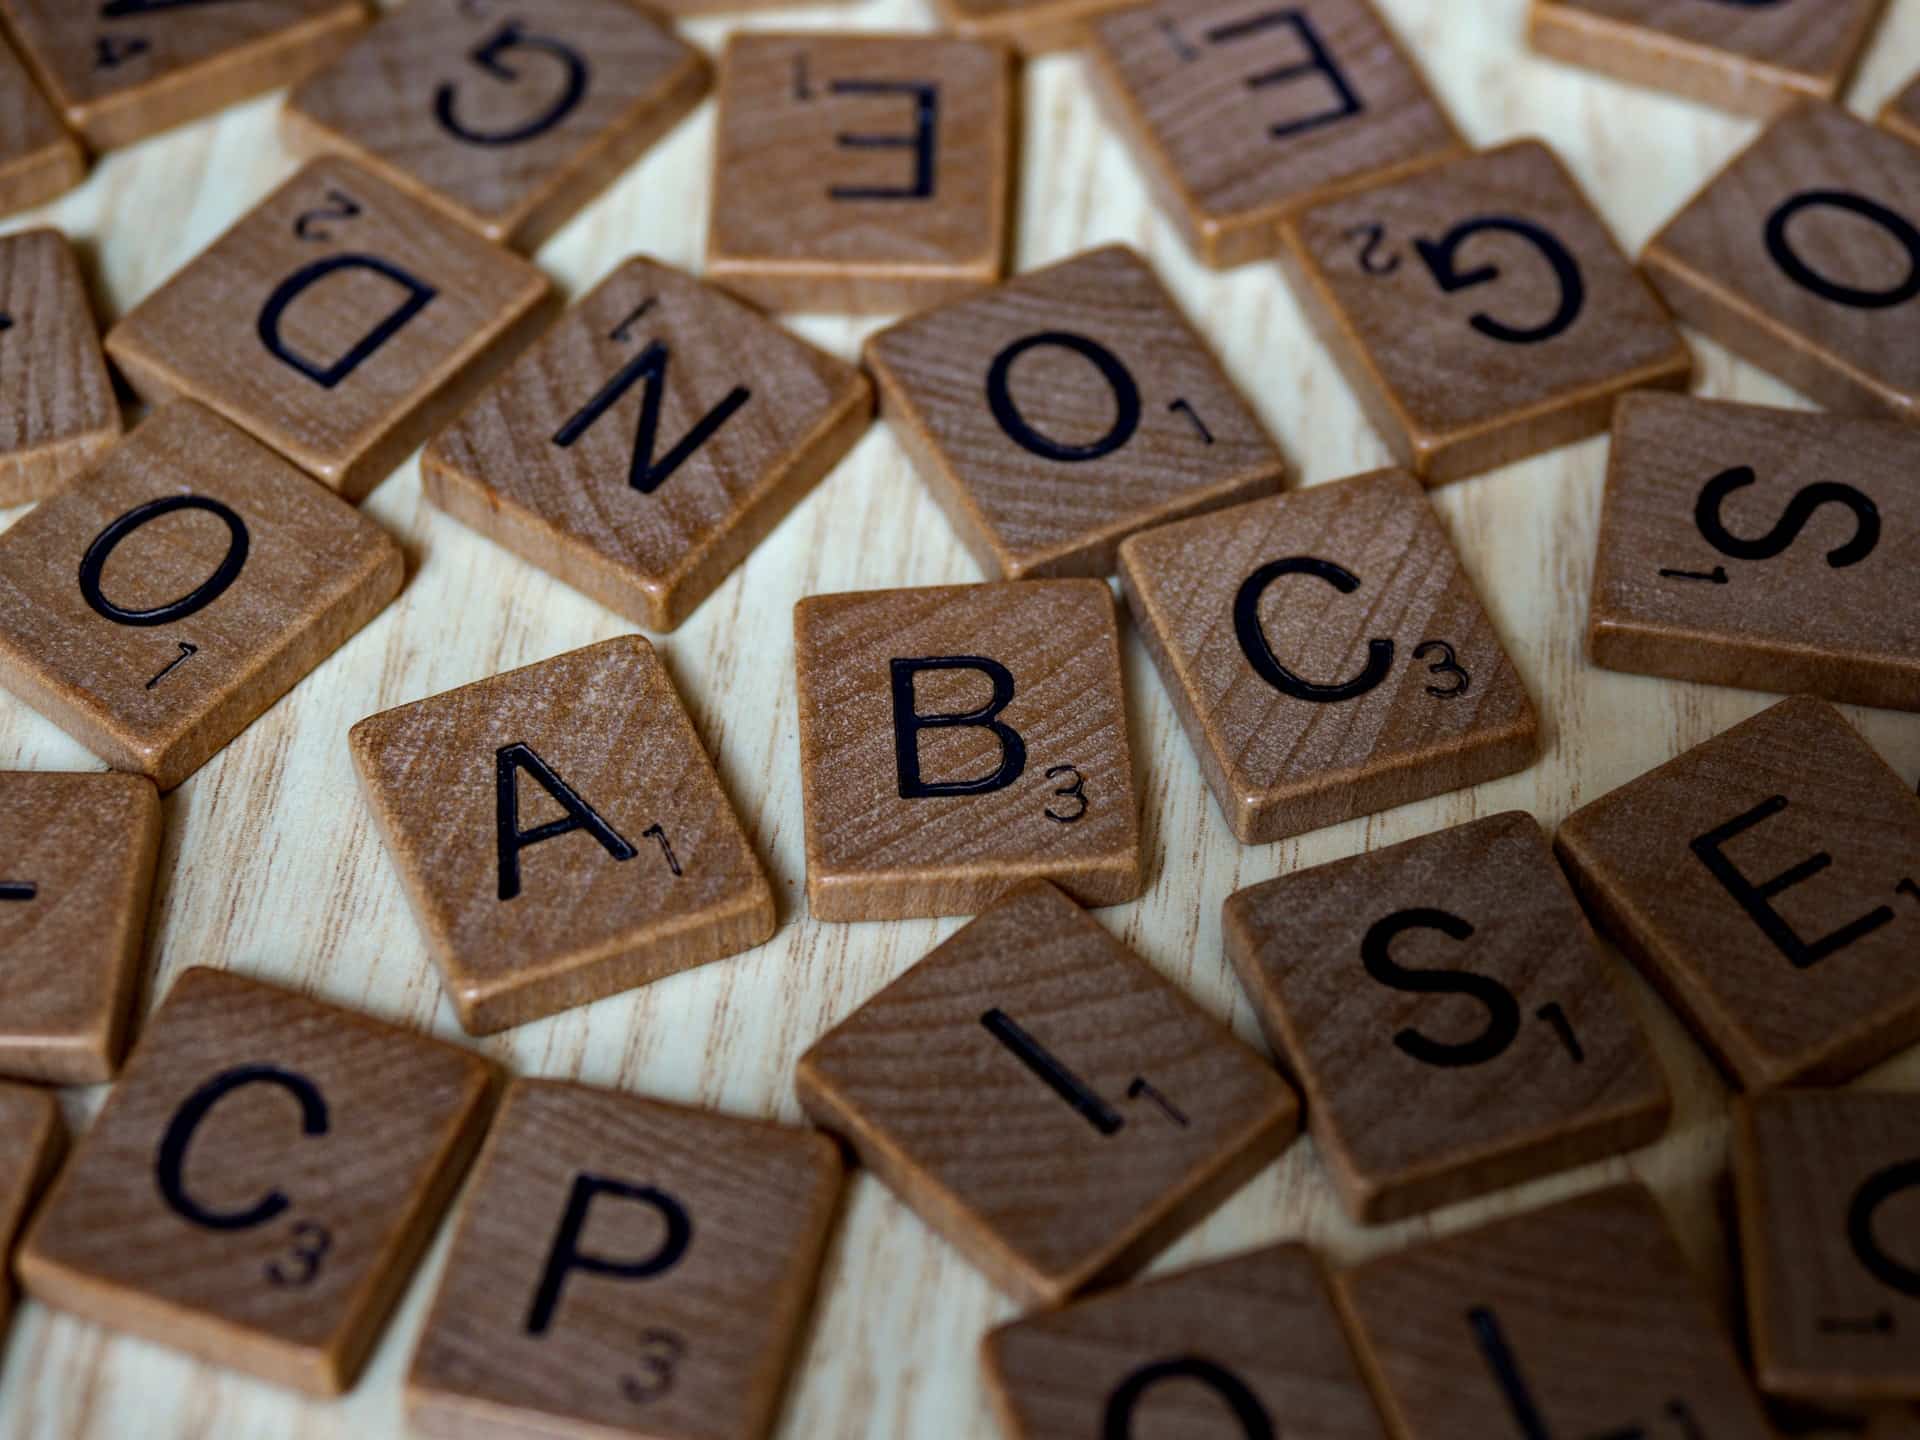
[552,341,752,495]
[890,657,1028,799]
[496,743,637,901]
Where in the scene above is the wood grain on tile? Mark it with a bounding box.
[408,1077,844,1440]
[933,0,1132,54]
[0,228,120,505]
[1555,696,1920,1091]
[1529,0,1887,118]
[350,636,775,1036]
[1591,393,1920,713]
[1281,139,1691,484]
[1334,1185,1775,1440]
[792,580,1142,922]
[0,771,161,1086]
[1118,471,1538,845]
[0,1082,62,1342]
[797,880,1298,1307]
[424,256,872,632]
[707,31,1015,314]
[1734,1090,1920,1410]
[0,402,403,791]
[16,966,493,1396]
[1643,102,1920,424]
[0,31,82,218]
[0,0,367,151]
[1884,73,1920,151]
[106,157,554,502]
[1225,812,1669,1223]
[1088,0,1464,268]
[984,1242,1384,1439]
[866,245,1287,578]
[283,0,708,250]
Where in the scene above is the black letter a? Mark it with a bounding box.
[552,341,752,495]
[496,742,636,901]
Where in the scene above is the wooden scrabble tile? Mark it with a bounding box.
[1529,0,1887,118]
[934,0,1133,55]
[0,771,161,1085]
[1118,471,1538,845]
[706,32,1015,315]
[106,157,554,502]
[0,1082,63,1342]
[1591,394,1920,713]
[797,880,1297,1306]
[408,1078,843,1440]
[1555,696,1920,1091]
[350,636,775,1036]
[1734,1090,1920,1409]
[17,966,492,1395]
[793,580,1143,922]
[0,0,368,152]
[424,256,872,632]
[1280,139,1691,484]
[0,402,403,790]
[0,31,83,218]
[865,245,1287,578]
[0,228,121,505]
[984,1243,1384,1439]
[1334,1184,1775,1440]
[1883,73,1920,151]
[1088,0,1465,268]
[1225,812,1669,1223]
[1643,102,1920,424]
[283,0,709,251]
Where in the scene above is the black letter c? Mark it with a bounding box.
[1234,556,1394,703]
[155,1065,329,1232]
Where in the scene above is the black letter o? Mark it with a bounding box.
[986,331,1141,463]
[1765,191,1920,310]
[79,496,250,627]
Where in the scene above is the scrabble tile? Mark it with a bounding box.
[1529,0,1887,118]
[0,1082,63,1341]
[934,0,1133,55]
[0,771,162,1085]
[1642,102,1920,424]
[0,402,404,790]
[0,0,368,152]
[1280,139,1691,484]
[1225,812,1669,1223]
[424,257,873,632]
[283,0,709,251]
[797,880,1297,1306]
[0,228,121,505]
[1734,1090,1920,1409]
[350,636,776,1036]
[1334,1185,1775,1440]
[1591,394,1920,713]
[1883,73,1920,151]
[706,32,1016,315]
[106,157,554,502]
[1118,471,1538,846]
[984,1243,1384,1439]
[865,245,1287,579]
[1087,0,1465,269]
[1555,696,1920,1091]
[408,1078,843,1440]
[793,580,1143,922]
[17,966,492,1395]
[0,31,83,218]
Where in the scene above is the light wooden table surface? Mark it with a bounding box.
[3,2,1919,1436]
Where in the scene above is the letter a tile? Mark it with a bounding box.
[1555,696,1920,1090]
[707,32,1016,314]
[0,771,162,1085]
[797,881,1298,1306]
[0,33,83,219]
[1734,1090,1920,1409]
[17,967,493,1396]
[1119,471,1537,845]
[1089,0,1464,268]
[1281,140,1690,483]
[793,580,1142,922]
[424,257,872,632]
[350,636,775,1035]
[866,246,1287,579]
[0,1082,62,1343]
[0,229,121,505]
[284,0,709,250]
[408,1078,844,1440]
[106,157,554,502]
[1335,1185,1775,1440]
[0,402,404,790]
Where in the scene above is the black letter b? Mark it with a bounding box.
[890,657,1028,799]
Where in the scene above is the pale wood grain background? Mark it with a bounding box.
[3,1,1918,1435]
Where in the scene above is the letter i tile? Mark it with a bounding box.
[792,580,1143,922]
